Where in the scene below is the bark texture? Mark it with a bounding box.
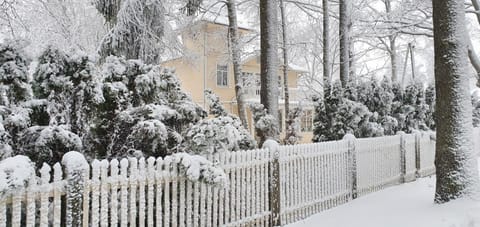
[259,0,280,138]
[226,0,249,129]
[339,0,350,87]
[280,0,291,143]
[323,0,331,88]
[433,0,480,203]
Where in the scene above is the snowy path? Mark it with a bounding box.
[287,176,480,227]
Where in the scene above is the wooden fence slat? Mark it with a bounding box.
[138,158,146,227]
[120,159,129,227]
[110,159,119,227]
[100,160,109,227]
[53,163,62,227]
[39,164,51,227]
[91,160,101,227]
[147,157,155,227]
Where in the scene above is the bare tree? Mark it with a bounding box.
[433,0,480,203]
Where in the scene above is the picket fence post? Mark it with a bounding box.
[264,140,281,227]
[397,132,407,183]
[62,151,89,227]
[343,134,357,200]
[414,131,421,178]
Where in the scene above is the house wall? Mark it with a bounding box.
[162,21,314,144]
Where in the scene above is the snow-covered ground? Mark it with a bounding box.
[288,174,480,227]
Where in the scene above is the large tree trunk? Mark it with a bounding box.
[339,0,350,87]
[259,0,280,136]
[280,0,292,143]
[323,0,331,89]
[433,0,480,203]
[226,0,249,129]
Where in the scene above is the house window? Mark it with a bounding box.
[301,110,314,132]
[216,64,228,87]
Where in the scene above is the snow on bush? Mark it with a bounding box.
[126,119,168,156]
[17,125,82,166]
[0,40,33,106]
[183,116,256,155]
[166,153,228,186]
[0,155,35,196]
[284,106,303,145]
[251,103,279,144]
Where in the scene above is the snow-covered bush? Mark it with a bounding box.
[166,153,228,186]
[183,116,256,155]
[250,103,279,146]
[16,126,82,166]
[312,94,329,142]
[205,89,228,117]
[284,106,303,145]
[126,119,168,157]
[0,155,35,196]
[91,57,206,158]
[0,39,32,105]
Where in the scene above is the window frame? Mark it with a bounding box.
[216,64,229,87]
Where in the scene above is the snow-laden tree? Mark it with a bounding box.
[0,40,32,106]
[433,0,480,203]
[95,0,166,63]
[284,106,303,145]
[92,57,206,158]
[312,94,329,142]
[33,47,104,137]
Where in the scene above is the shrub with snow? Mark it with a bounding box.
[183,116,256,155]
[0,39,33,105]
[0,155,35,196]
[166,153,228,186]
[16,125,82,166]
[284,106,303,145]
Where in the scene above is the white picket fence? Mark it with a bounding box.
[1,129,479,227]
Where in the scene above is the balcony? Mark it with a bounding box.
[244,86,301,103]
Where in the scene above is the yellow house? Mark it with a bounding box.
[162,19,314,143]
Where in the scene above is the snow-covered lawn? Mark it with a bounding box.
[288,175,480,227]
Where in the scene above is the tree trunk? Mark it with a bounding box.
[433,0,480,203]
[226,0,249,129]
[467,0,480,86]
[280,0,291,143]
[260,0,280,139]
[339,0,350,87]
[384,0,398,82]
[323,0,331,89]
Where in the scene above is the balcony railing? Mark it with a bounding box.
[244,86,300,102]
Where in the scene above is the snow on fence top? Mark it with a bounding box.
[0,129,478,226]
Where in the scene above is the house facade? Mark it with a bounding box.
[162,20,314,143]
